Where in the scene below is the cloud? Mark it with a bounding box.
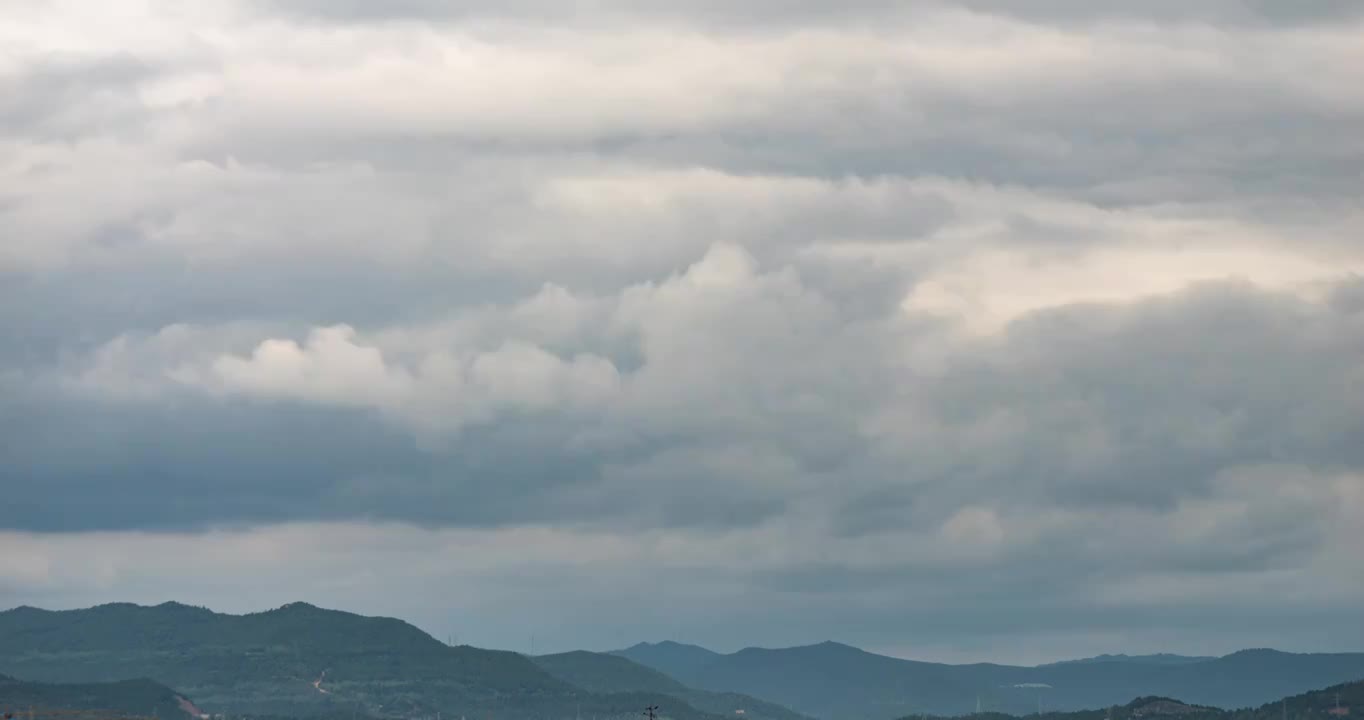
[258,0,1364,28]
[70,322,622,438]
[0,53,160,139]
[3,0,1364,659]
[29,265,1364,537]
[2,475,1361,657]
[192,325,416,408]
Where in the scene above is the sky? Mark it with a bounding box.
[2,0,1364,666]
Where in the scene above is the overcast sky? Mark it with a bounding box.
[3,0,1364,665]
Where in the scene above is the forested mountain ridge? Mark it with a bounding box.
[0,603,716,720]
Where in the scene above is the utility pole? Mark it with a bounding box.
[645,706,659,720]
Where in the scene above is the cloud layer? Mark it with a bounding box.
[2,0,1363,660]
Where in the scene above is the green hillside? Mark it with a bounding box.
[0,674,195,718]
[0,603,715,720]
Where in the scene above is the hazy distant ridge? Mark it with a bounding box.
[894,677,1364,720]
[614,642,1364,720]
[1043,654,1217,667]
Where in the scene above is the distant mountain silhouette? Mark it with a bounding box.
[533,650,810,720]
[617,643,725,681]
[0,602,718,720]
[0,674,198,718]
[536,651,689,693]
[894,677,1364,720]
[614,641,1364,720]
[1044,655,1216,667]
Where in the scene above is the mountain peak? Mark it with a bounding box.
[265,601,346,617]
[736,640,861,655]
[1,605,50,615]
[623,640,718,654]
[155,601,212,612]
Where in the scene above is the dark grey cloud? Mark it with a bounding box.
[926,280,1364,504]
[1,384,422,532]
[2,377,643,533]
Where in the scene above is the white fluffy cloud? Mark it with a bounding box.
[202,325,416,407]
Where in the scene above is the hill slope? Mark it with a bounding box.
[535,651,691,696]
[533,651,810,720]
[0,603,714,720]
[615,644,723,683]
[0,674,198,718]
[614,642,1364,720]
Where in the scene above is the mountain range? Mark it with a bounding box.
[1042,655,1217,667]
[3,602,1363,720]
[613,641,1364,720]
